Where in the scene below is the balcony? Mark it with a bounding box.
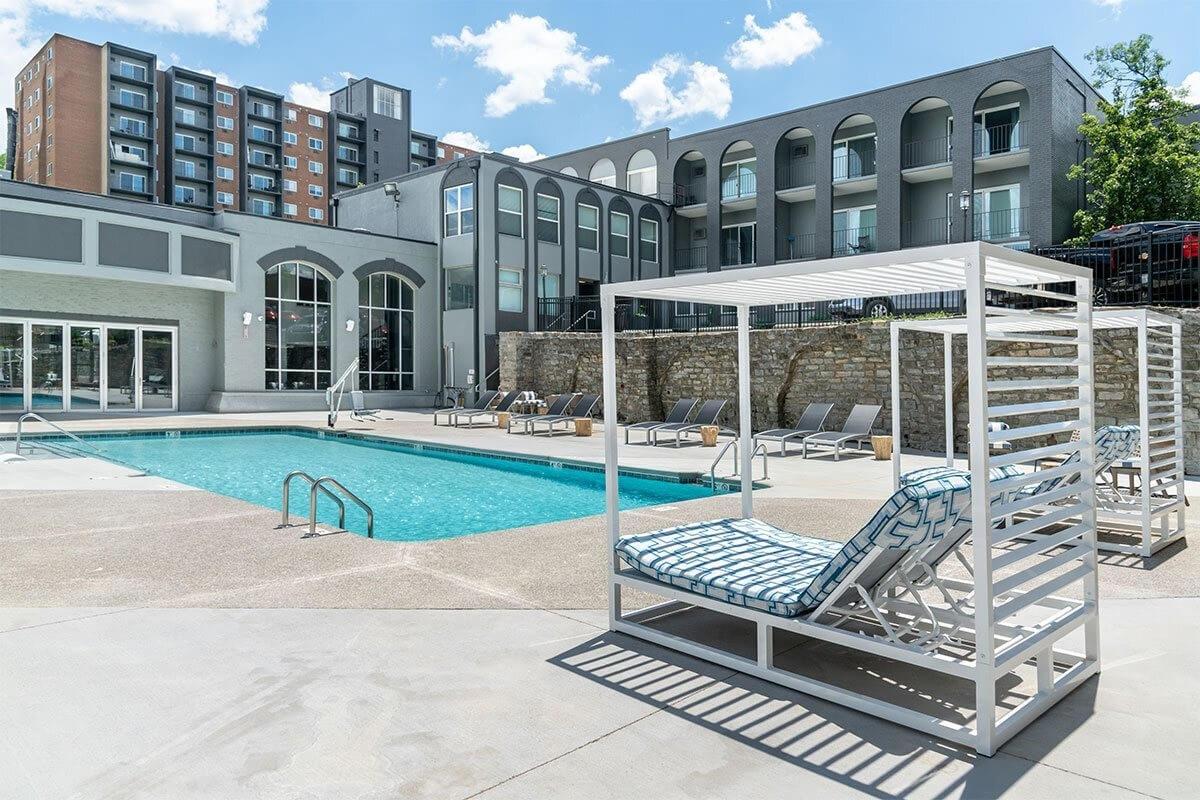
[902,217,951,248]
[247,104,276,121]
[775,159,816,202]
[673,180,706,217]
[336,123,363,141]
[974,207,1029,242]
[901,135,953,182]
[719,171,757,210]
[832,145,877,195]
[973,122,1029,172]
[720,240,756,268]
[114,122,149,140]
[776,231,816,262]
[673,246,707,271]
[248,154,280,169]
[173,163,209,182]
[832,226,876,256]
[248,129,278,145]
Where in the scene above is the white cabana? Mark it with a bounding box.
[891,308,1186,556]
[600,242,1099,756]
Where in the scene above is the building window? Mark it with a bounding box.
[285,108,297,122]
[176,82,197,101]
[283,178,297,192]
[308,113,323,128]
[46,134,53,148]
[283,202,297,216]
[118,88,147,109]
[118,61,146,81]
[308,184,324,197]
[176,160,196,179]
[498,268,523,312]
[216,166,234,181]
[308,137,323,151]
[436,146,445,158]
[264,262,333,390]
[46,162,53,177]
[250,125,275,143]
[338,167,358,185]
[46,75,53,90]
[444,266,474,310]
[283,131,298,145]
[337,144,359,161]
[832,206,877,255]
[358,272,415,390]
[252,198,276,216]
[308,161,323,174]
[535,193,560,244]
[249,101,275,119]
[610,211,630,257]
[174,186,197,204]
[174,133,196,152]
[252,174,277,191]
[309,208,324,221]
[337,121,359,138]
[117,172,146,193]
[373,86,403,120]
[217,191,234,205]
[719,222,756,266]
[639,218,659,262]
[283,155,297,168]
[46,104,53,118]
[118,116,147,137]
[578,203,599,251]
[216,90,233,105]
[497,185,523,237]
[177,107,197,126]
[216,141,234,156]
[443,184,475,237]
[626,149,658,195]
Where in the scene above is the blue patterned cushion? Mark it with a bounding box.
[899,464,1023,487]
[615,473,972,617]
[1024,424,1139,496]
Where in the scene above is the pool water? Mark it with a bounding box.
[86,430,715,541]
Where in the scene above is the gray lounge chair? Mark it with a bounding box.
[801,403,882,461]
[754,402,834,455]
[507,393,579,434]
[529,394,600,436]
[453,390,520,427]
[433,390,498,426]
[649,399,733,447]
[624,398,698,444]
[349,390,382,421]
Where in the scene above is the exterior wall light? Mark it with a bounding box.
[345,319,355,332]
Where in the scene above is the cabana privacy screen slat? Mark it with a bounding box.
[600,242,1100,756]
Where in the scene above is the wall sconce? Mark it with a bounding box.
[242,311,253,340]
[345,319,355,333]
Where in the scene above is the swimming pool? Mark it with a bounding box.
[73,429,718,541]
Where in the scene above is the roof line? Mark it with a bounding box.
[534,127,671,163]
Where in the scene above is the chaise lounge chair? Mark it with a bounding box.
[349,390,382,421]
[754,402,834,456]
[506,392,579,434]
[801,403,882,461]
[528,394,600,436]
[433,390,498,426]
[624,398,698,445]
[452,389,520,427]
[649,399,733,447]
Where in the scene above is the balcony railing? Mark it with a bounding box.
[902,217,951,247]
[249,130,277,144]
[674,246,707,271]
[832,226,876,256]
[974,207,1029,241]
[901,135,952,169]
[832,145,877,181]
[720,241,756,267]
[673,179,705,206]
[116,122,148,138]
[720,172,757,202]
[248,154,278,168]
[973,122,1025,157]
[776,232,817,261]
[776,159,816,190]
[173,164,206,180]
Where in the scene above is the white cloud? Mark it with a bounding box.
[165,53,233,86]
[433,13,610,117]
[1092,0,1125,8]
[726,12,822,70]
[337,70,357,81]
[441,130,491,151]
[27,0,269,45]
[1179,71,1200,105]
[500,144,546,162]
[619,55,732,128]
[287,81,329,110]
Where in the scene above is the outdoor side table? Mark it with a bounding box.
[574,418,593,437]
[871,435,893,460]
[496,411,511,429]
[699,425,719,447]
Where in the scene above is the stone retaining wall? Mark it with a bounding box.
[500,308,1199,474]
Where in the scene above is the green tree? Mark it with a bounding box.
[1067,35,1200,243]
[0,152,6,170]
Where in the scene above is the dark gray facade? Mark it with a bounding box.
[102,42,158,201]
[239,86,285,218]
[331,78,414,185]
[162,67,217,211]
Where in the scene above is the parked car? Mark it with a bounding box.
[828,291,967,320]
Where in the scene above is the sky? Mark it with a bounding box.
[3,0,1199,160]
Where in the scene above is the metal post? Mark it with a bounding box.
[736,305,753,519]
[944,331,955,468]
[890,322,901,489]
[1076,265,1101,669]
[1137,312,1152,552]
[601,289,622,628]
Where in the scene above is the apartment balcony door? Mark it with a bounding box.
[833,206,877,255]
[720,222,756,267]
[973,184,1020,240]
[974,105,1020,155]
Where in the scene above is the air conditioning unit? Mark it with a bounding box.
[693,228,706,241]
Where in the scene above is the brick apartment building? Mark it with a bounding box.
[5,33,477,225]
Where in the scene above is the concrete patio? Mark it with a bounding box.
[1,410,1197,799]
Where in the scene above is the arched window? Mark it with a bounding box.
[358,272,415,391]
[589,158,616,187]
[626,149,658,196]
[264,262,332,390]
[560,166,579,177]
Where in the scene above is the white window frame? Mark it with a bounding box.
[173,133,197,152]
[308,113,323,128]
[216,165,234,181]
[497,267,524,313]
[309,207,324,221]
[217,191,234,205]
[251,198,276,216]
[626,165,657,196]
[443,184,475,238]
[216,90,233,106]
[373,86,403,120]
[308,160,323,174]
[118,60,146,82]
[720,221,757,266]
[285,108,297,122]
[118,88,147,109]
[283,131,298,145]
[283,178,297,192]
[832,132,876,181]
[639,218,660,263]
[284,155,298,169]
[535,193,560,244]
[578,203,600,252]
[338,168,358,185]
[497,184,524,238]
[174,185,197,204]
[117,171,146,193]
[283,202,298,216]
[215,116,233,130]
[177,107,197,126]
[216,141,234,156]
[308,137,323,151]
[308,184,324,197]
[972,182,1022,239]
[610,211,630,258]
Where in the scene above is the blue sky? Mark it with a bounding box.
[4,0,1199,159]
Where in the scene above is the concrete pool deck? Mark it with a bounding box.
[2,409,1198,798]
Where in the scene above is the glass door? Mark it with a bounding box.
[0,322,25,412]
[30,324,65,411]
[106,327,137,411]
[139,329,175,410]
[69,326,102,411]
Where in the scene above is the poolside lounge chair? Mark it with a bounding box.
[649,399,733,447]
[349,391,382,421]
[528,394,600,436]
[624,398,698,445]
[615,470,974,649]
[506,393,579,434]
[433,390,498,426]
[754,402,834,456]
[452,390,520,427]
[801,404,882,461]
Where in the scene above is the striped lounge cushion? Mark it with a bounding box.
[615,472,972,617]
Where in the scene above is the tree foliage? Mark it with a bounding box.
[1067,35,1200,243]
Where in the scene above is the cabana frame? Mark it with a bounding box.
[891,308,1186,557]
[600,242,1099,756]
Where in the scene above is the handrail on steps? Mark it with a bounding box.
[708,438,768,492]
[15,412,101,455]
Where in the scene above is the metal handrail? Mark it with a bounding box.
[310,476,374,538]
[708,438,769,491]
[564,310,597,332]
[281,470,346,530]
[15,412,101,455]
[325,358,360,428]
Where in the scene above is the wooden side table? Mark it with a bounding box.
[699,425,720,447]
[574,418,594,437]
[496,411,511,429]
[871,435,893,460]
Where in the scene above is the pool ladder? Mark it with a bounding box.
[14,412,102,456]
[281,470,375,538]
[708,439,768,492]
